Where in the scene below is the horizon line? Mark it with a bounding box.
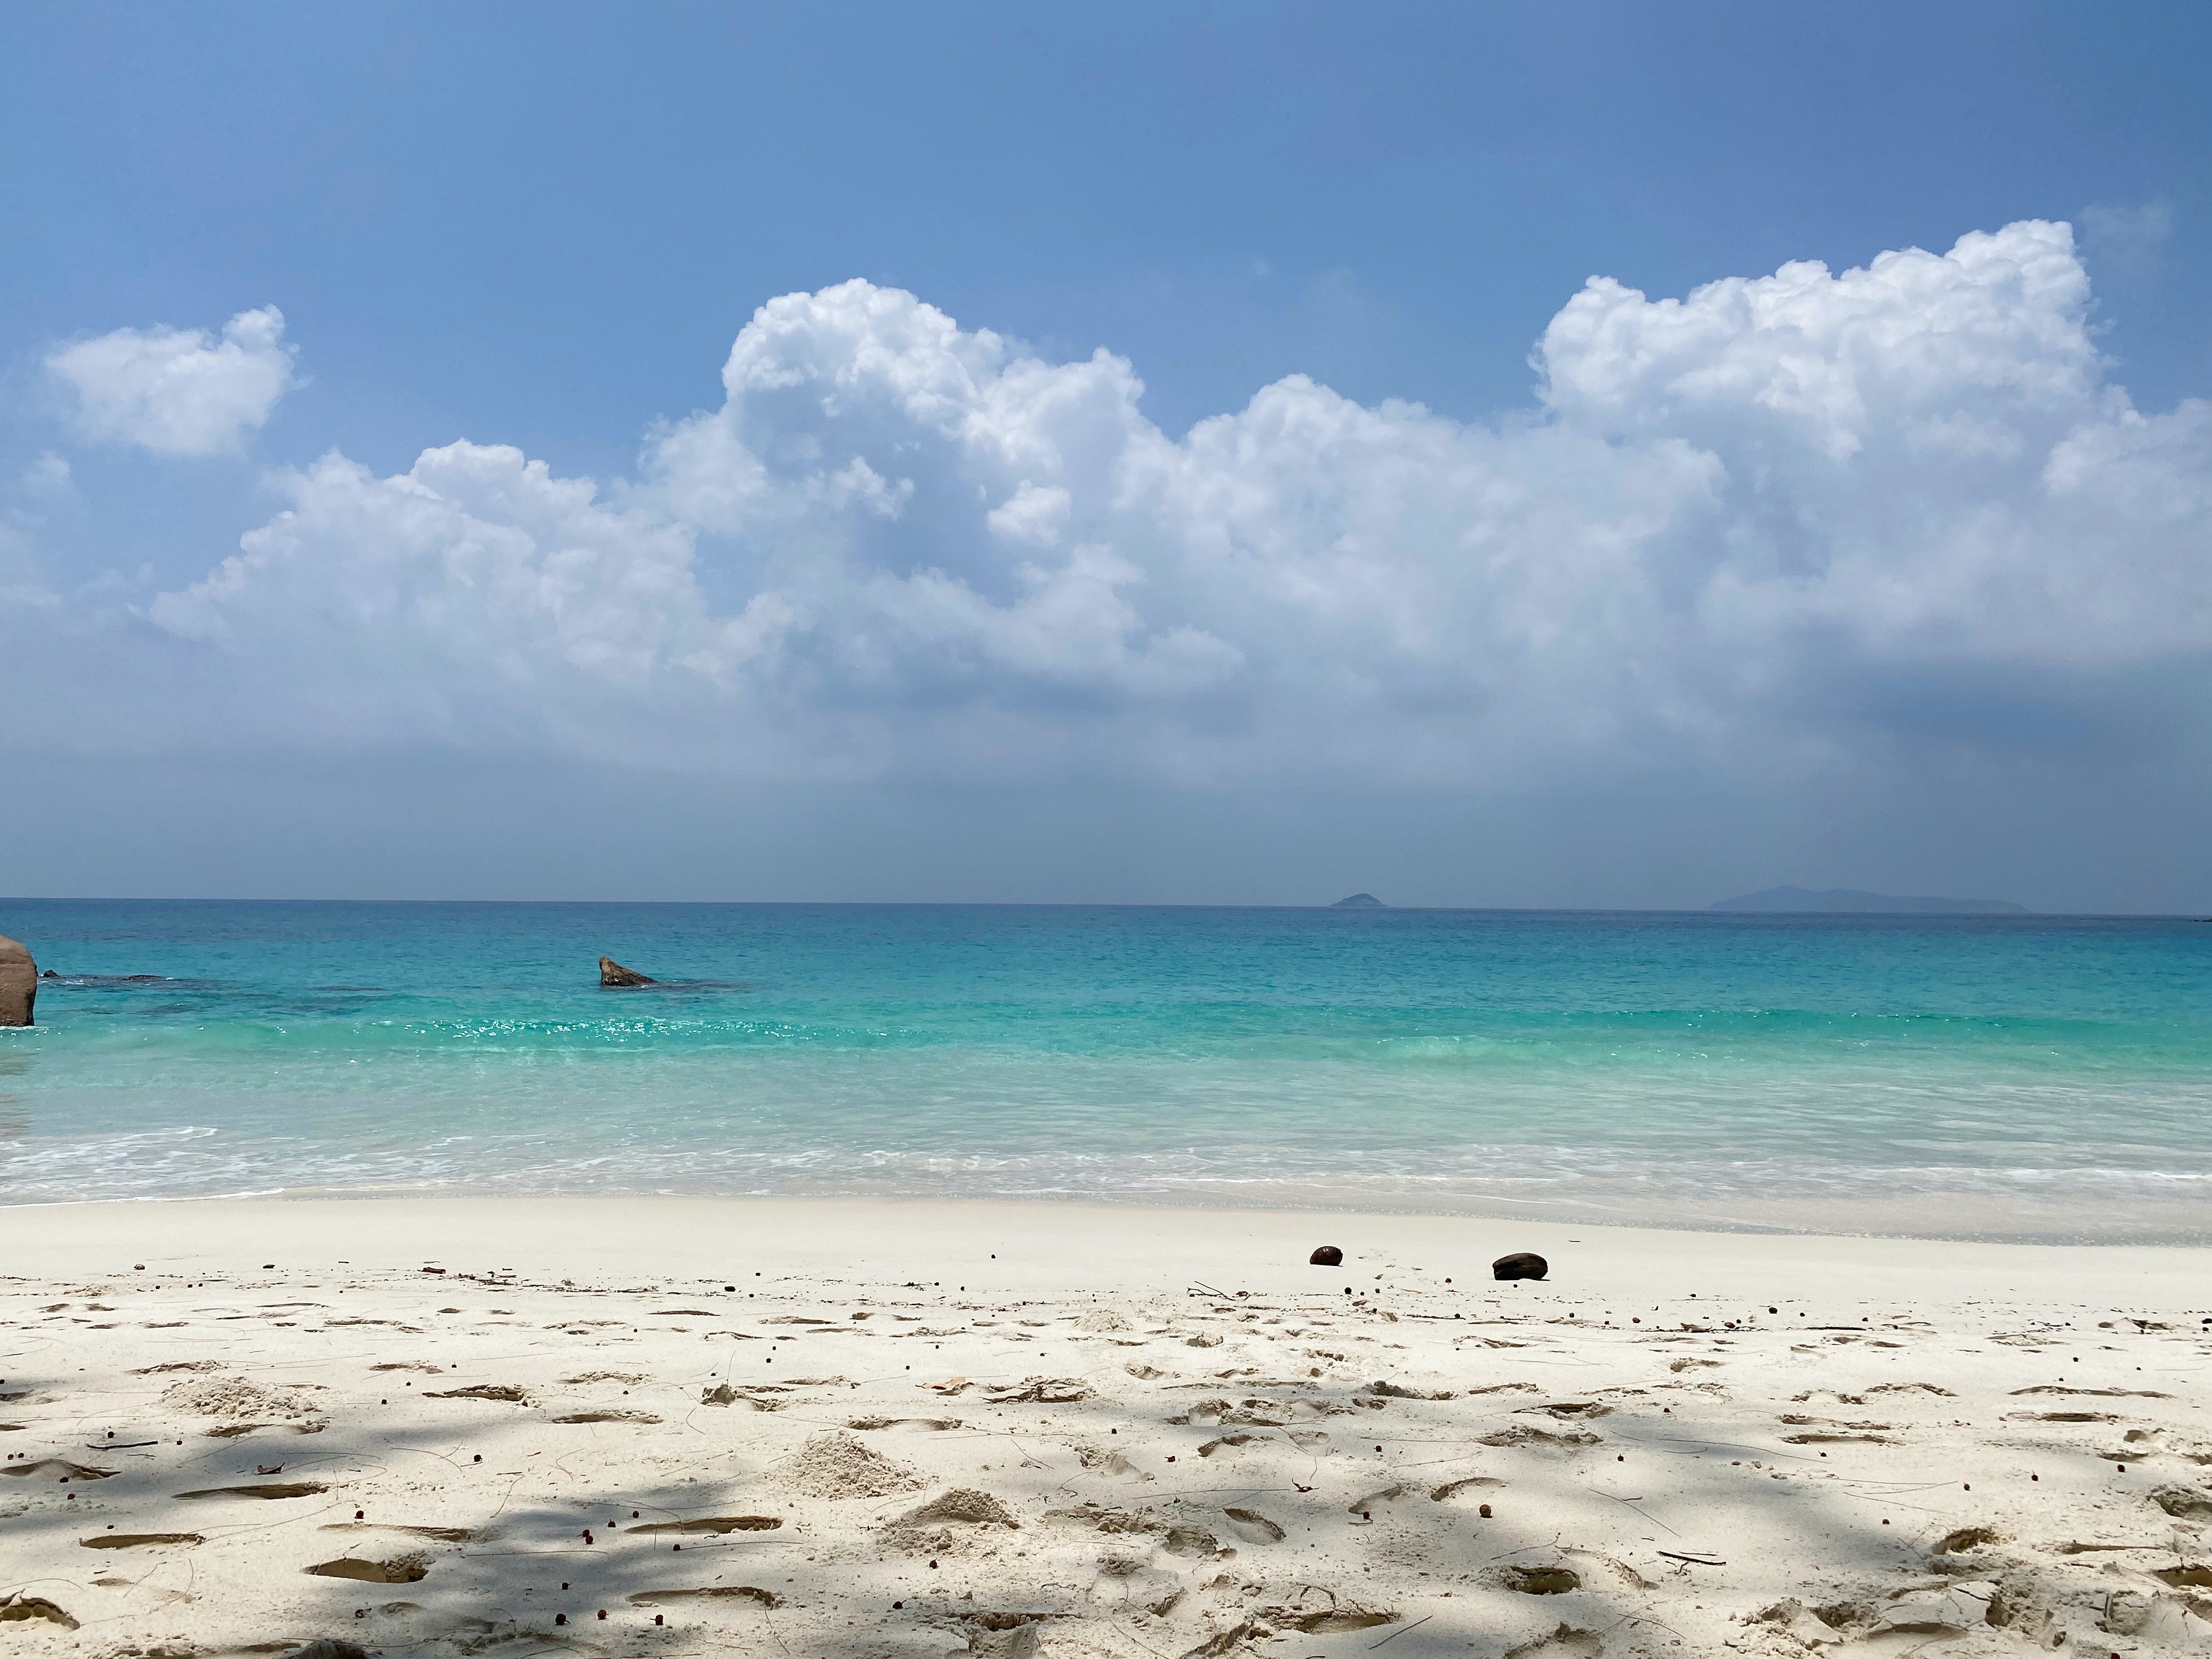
[6,895,2202,919]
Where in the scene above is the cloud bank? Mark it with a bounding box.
[15,226,2212,801]
[46,305,300,456]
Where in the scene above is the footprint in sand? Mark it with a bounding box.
[1220,1506,1284,1543]
[320,1523,474,1541]
[1075,1445,1144,1477]
[700,1383,781,1409]
[2151,1485,2212,1518]
[1430,1476,1506,1502]
[422,1384,529,1402]
[3,1459,114,1483]
[81,1532,203,1549]
[1498,1564,1580,1595]
[1480,1425,1601,1450]
[1263,1599,1399,1634]
[1197,1433,1261,1458]
[552,1410,663,1423]
[629,1587,780,1607]
[1043,1502,1167,1538]
[305,1556,431,1583]
[1930,1526,2003,1554]
[1504,1621,1601,1658]
[2004,1409,2116,1422]
[1346,1483,1416,1515]
[0,1595,79,1630]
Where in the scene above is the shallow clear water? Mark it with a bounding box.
[2,900,2209,1240]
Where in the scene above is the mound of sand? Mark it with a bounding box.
[888,1488,1018,1530]
[776,1431,926,1499]
[159,1376,323,1419]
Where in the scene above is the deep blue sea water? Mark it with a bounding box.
[2,901,2209,1241]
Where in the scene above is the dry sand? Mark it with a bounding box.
[3,1196,2211,1658]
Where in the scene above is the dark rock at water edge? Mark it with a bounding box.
[599,956,656,987]
[1330,893,1386,909]
[1492,1251,1548,1282]
[1310,1245,1343,1267]
[0,934,35,1027]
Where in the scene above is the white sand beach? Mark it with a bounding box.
[3,1198,2210,1658]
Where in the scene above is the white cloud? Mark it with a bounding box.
[47,305,300,456]
[22,224,2212,789]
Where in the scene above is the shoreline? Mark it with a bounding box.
[5,1184,2210,1251]
[7,1191,2212,1301]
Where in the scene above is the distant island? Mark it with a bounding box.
[1330,893,1387,909]
[1711,885,2029,915]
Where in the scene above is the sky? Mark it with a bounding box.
[2,2,2209,910]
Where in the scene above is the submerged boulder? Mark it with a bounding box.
[0,934,34,1027]
[599,956,656,987]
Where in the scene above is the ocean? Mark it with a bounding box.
[2,900,2207,1242]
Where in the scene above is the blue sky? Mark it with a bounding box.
[3,3,2209,908]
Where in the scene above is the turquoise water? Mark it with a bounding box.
[2,901,2209,1240]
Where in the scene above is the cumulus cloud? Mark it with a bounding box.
[47,305,300,456]
[22,223,2212,789]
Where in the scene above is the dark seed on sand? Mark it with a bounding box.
[1310,1246,1343,1267]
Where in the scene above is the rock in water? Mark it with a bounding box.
[1492,1251,1548,1282]
[1310,1245,1344,1266]
[599,956,656,987]
[0,934,35,1027]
